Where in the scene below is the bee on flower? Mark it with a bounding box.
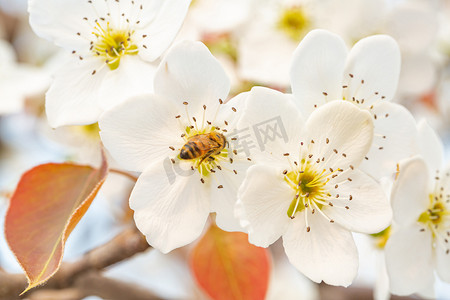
[99,41,252,253]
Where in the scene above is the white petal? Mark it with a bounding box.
[417,119,443,172]
[99,94,182,172]
[216,91,249,134]
[385,224,434,296]
[136,0,191,61]
[343,35,401,105]
[131,160,210,254]
[359,101,418,179]
[28,0,98,52]
[236,86,305,164]
[326,169,392,234]
[435,236,450,282]
[290,29,348,117]
[374,253,390,300]
[98,55,156,110]
[390,156,429,226]
[45,58,105,127]
[237,164,294,247]
[303,101,373,169]
[154,40,230,120]
[209,160,250,232]
[283,212,358,287]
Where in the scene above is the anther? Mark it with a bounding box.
[183,101,188,105]
[217,185,223,189]
[169,146,175,151]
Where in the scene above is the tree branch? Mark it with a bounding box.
[0,227,151,300]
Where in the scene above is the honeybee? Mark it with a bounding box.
[180,132,227,165]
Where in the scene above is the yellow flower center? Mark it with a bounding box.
[92,22,138,70]
[284,160,342,221]
[277,7,311,41]
[70,123,100,141]
[180,125,229,178]
[370,226,391,249]
[418,194,449,228]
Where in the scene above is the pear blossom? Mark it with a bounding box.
[290,29,418,179]
[99,41,250,253]
[385,121,450,296]
[237,0,386,88]
[29,0,191,127]
[236,87,392,286]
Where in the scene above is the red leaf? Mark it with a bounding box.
[4,156,108,293]
[190,224,271,300]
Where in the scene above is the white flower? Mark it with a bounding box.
[385,120,450,296]
[290,29,417,179]
[236,0,386,88]
[0,39,48,114]
[99,41,250,253]
[29,0,191,127]
[236,87,392,286]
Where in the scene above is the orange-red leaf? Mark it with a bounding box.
[190,225,271,300]
[4,157,108,293]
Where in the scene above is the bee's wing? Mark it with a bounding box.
[195,138,221,151]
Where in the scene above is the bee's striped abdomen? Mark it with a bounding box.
[180,136,209,160]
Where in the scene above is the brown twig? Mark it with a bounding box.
[0,227,153,300]
[0,228,423,300]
